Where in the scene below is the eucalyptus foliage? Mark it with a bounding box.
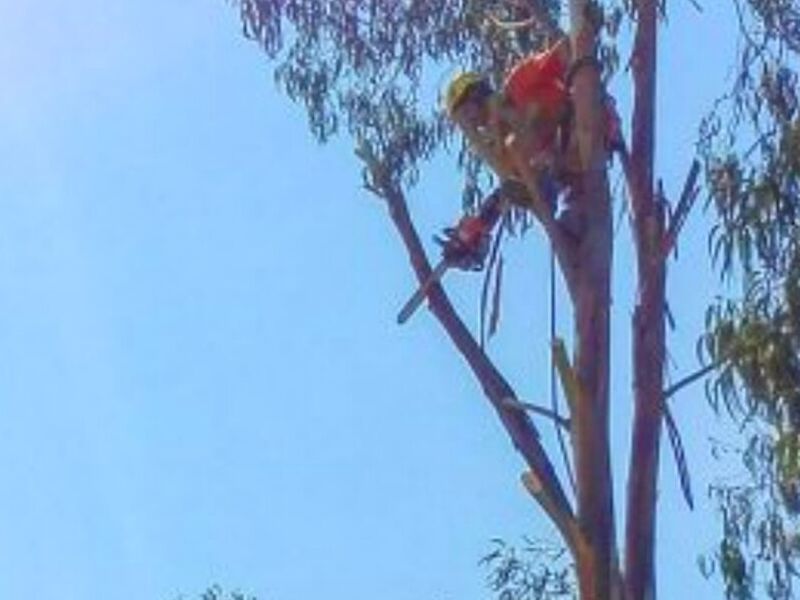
[174,585,256,600]
[236,0,624,202]
[700,1,800,598]
[231,0,800,598]
[239,0,554,193]
[481,538,576,600]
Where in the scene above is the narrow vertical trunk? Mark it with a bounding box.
[625,1,663,599]
[626,216,666,600]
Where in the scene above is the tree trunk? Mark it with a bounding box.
[572,167,616,600]
[625,1,663,599]
[626,209,666,600]
[567,3,617,597]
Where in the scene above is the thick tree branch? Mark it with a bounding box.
[357,150,580,558]
[385,184,579,551]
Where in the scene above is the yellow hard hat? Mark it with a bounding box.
[444,71,485,116]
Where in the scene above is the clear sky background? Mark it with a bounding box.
[0,1,743,599]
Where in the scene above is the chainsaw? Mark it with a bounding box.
[396,188,507,324]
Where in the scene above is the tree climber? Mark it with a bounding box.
[444,37,573,213]
[397,41,579,324]
[397,38,625,324]
[444,37,624,215]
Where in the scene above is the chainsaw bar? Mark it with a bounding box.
[396,260,451,324]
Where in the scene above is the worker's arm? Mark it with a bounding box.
[462,120,516,180]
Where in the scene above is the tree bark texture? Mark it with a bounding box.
[566,3,617,599]
[626,1,664,599]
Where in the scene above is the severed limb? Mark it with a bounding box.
[522,470,586,562]
[551,337,581,418]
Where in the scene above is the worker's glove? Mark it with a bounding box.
[435,215,491,271]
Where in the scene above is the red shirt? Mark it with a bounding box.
[503,45,568,122]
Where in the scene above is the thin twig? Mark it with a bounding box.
[687,0,703,13]
[663,361,721,399]
[502,397,572,431]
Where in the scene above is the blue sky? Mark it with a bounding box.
[0,1,743,599]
